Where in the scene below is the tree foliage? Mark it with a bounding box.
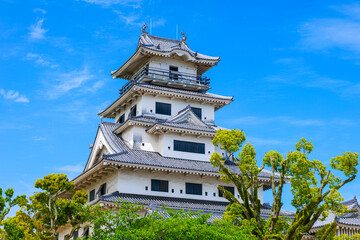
[210,129,359,240]
[85,201,256,240]
[1,173,88,240]
[0,187,26,222]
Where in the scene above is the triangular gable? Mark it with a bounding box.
[83,123,118,172]
[165,105,208,127]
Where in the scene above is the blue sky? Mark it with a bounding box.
[0,0,359,212]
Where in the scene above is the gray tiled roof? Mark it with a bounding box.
[99,191,294,221]
[139,34,219,61]
[312,197,360,228]
[127,106,217,133]
[100,121,276,179]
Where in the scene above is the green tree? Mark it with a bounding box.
[0,187,26,222]
[1,173,88,240]
[210,129,359,240]
[86,201,256,240]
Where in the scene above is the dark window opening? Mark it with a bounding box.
[213,192,216,197]
[191,107,202,119]
[74,230,78,239]
[180,189,183,194]
[156,102,171,115]
[97,183,107,197]
[129,105,137,117]
[174,140,205,154]
[218,186,235,197]
[151,179,169,192]
[83,228,89,239]
[89,189,95,202]
[205,192,208,196]
[118,114,125,124]
[172,189,174,193]
[145,186,148,191]
[169,66,179,80]
[186,183,202,195]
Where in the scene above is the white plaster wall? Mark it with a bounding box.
[140,95,215,123]
[116,169,264,203]
[149,57,198,76]
[114,97,141,123]
[85,172,119,204]
[121,127,134,148]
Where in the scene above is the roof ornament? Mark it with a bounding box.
[141,23,148,35]
[180,30,187,42]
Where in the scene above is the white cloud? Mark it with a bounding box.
[231,116,355,127]
[29,18,47,40]
[80,0,142,8]
[265,59,360,97]
[57,164,83,173]
[33,8,47,14]
[299,4,360,52]
[32,136,47,141]
[0,89,30,103]
[44,67,104,99]
[25,53,58,68]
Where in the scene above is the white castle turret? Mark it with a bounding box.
[58,26,284,239]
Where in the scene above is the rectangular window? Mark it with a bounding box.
[156,102,171,115]
[130,105,137,117]
[118,114,125,124]
[169,66,179,80]
[89,189,95,202]
[174,140,205,154]
[186,183,202,195]
[97,183,106,196]
[218,186,235,197]
[151,179,169,192]
[191,107,202,120]
[74,230,78,239]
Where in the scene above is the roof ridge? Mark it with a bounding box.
[147,34,181,43]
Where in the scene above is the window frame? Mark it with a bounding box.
[118,114,125,124]
[218,186,235,197]
[130,105,137,117]
[174,140,205,154]
[191,107,202,120]
[151,179,169,192]
[89,189,95,202]
[185,182,202,195]
[155,102,171,116]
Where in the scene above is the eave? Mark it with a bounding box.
[113,119,153,134]
[111,46,219,80]
[98,85,233,119]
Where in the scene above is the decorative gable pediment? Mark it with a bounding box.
[166,105,208,127]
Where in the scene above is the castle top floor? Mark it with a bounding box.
[111,25,220,92]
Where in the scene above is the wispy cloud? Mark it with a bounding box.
[29,18,47,40]
[33,8,46,14]
[0,89,30,103]
[43,66,104,99]
[57,164,83,173]
[25,53,58,68]
[265,58,360,97]
[299,4,360,53]
[32,136,47,141]
[231,116,355,127]
[80,0,142,8]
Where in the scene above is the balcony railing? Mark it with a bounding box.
[119,66,210,95]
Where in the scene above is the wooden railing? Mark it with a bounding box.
[119,66,210,95]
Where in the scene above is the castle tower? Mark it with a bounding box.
[58,26,281,239]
